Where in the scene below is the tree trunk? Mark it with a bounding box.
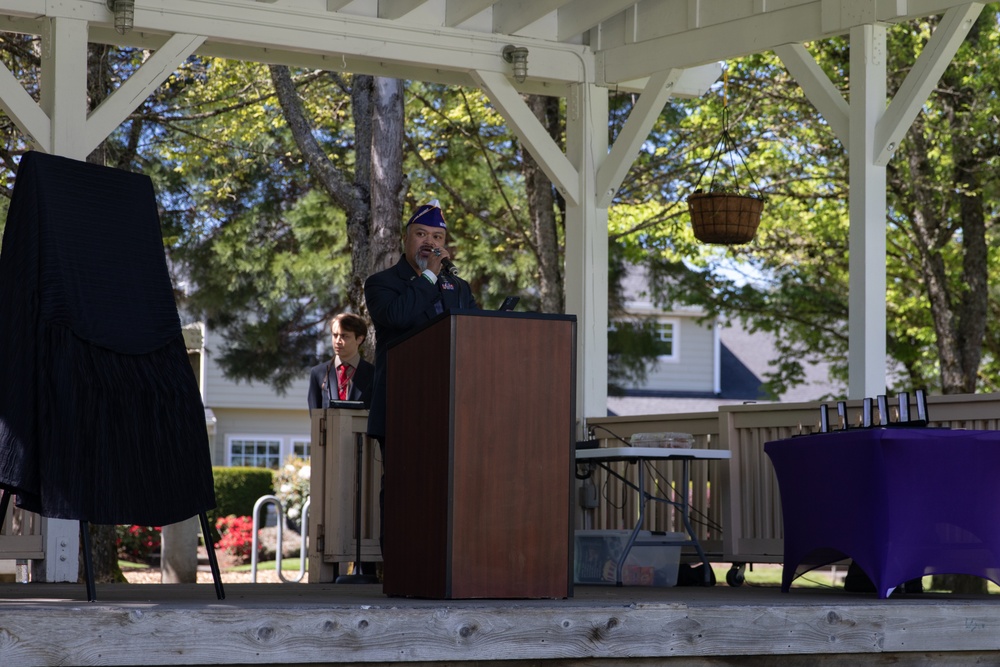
[523,94,564,314]
[909,18,989,595]
[269,66,370,315]
[161,517,200,584]
[348,74,374,323]
[79,524,126,584]
[369,77,405,275]
[270,67,407,355]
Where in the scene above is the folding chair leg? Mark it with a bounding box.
[79,520,96,602]
[199,512,225,600]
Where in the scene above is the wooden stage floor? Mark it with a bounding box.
[2,580,999,666]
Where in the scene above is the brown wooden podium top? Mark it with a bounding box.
[386,308,576,351]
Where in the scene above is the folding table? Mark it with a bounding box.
[576,446,731,586]
[765,428,1000,598]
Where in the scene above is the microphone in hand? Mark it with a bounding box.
[433,248,460,276]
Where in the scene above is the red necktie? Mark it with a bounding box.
[337,363,353,400]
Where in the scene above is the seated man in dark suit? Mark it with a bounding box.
[307,312,375,410]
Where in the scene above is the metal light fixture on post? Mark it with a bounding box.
[502,45,529,84]
[106,0,135,35]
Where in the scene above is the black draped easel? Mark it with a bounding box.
[0,152,222,600]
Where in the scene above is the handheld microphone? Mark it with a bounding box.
[433,248,460,276]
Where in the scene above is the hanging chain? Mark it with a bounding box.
[692,63,763,197]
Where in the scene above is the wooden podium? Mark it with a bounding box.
[383,310,576,599]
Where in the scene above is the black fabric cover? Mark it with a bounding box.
[0,151,216,525]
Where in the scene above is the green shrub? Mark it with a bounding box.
[210,466,275,534]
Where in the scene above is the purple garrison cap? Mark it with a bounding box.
[406,200,447,229]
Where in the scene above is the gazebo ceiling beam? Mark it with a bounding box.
[596,0,980,82]
[0,1,979,92]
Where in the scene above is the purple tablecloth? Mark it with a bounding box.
[765,428,1000,598]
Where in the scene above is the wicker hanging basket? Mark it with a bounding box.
[686,90,765,245]
[688,191,764,245]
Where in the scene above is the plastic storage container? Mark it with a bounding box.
[574,529,685,586]
[630,432,694,448]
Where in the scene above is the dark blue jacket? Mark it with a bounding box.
[363,256,477,439]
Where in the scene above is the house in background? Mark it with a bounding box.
[184,269,841,470]
[608,267,839,416]
[185,323,313,469]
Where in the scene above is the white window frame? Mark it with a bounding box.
[290,436,312,461]
[226,434,311,468]
[654,317,680,363]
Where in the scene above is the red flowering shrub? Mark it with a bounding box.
[215,515,256,564]
[116,525,161,563]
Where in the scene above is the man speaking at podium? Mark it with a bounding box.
[364,201,478,553]
[365,201,478,446]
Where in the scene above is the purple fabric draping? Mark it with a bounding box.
[765,428,1000,598]
[0,151,216,525]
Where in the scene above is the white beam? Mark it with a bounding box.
[34,518,80,584]
[85,33,206,157]
[378,1,432,21]
[874,3,983,165]
[471,69,581,206]
[445,0,496,27]
[600,3,825,81]
[493,0,568,35]
[557,0,635,42]
[564,82,609,428]
[0,59,50,152]
[40,17,89,160]
[774,43,850,147]
[597,0,977,81]
[596,69,684,209]
[33,15,90,582]
[0,1,592,87]
[847,23,888,399]
[148,0,590,85]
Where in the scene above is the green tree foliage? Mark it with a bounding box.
[145,60,357,391]
[613,10,1000,398]
[405,82,552,310]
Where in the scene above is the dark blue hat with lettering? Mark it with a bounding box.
[406,200,447,229]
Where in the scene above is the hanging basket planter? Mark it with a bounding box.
[686,88,766,245]
[688,190,764,245]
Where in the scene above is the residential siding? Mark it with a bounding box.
[212,407,311,466]
[195,324,321,466]
[624,319,716,393]
[201,326,312,410]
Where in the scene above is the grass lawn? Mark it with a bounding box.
[119,560,150,570]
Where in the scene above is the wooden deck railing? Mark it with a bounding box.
[587,392,1000,570]
[0,502,44,563]
[4,393,999,578]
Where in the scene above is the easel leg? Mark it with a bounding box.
[198,512,226,600]
[80,520,96,602]
[0,490,10,535]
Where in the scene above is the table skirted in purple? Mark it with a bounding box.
[765,428,1000,598]
[0,152,216,525]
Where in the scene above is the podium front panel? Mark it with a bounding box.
[384,312,575,599]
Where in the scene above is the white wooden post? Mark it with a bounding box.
[846,23,888,400]
[564,82,609,430]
